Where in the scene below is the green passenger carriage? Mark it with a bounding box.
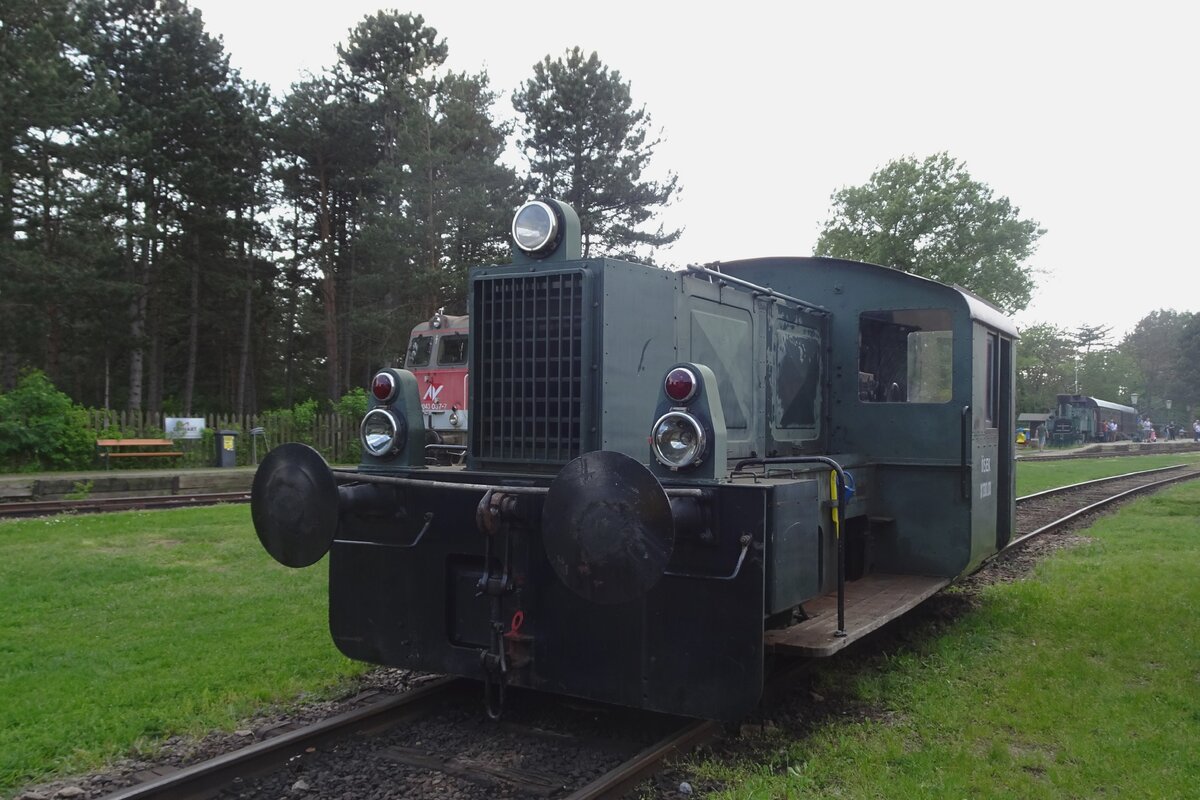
[1051,394,1139,445]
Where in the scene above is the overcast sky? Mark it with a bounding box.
[190,0,1198,341]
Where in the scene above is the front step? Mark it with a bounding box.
[765,573,951,657]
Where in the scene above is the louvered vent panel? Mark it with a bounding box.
[471,271,588,465]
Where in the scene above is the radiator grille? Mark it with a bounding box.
[471,271,590,464]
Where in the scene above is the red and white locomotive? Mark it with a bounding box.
[404,309,469,453]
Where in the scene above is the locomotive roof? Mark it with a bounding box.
[411,314,468,332]
[717,256,1019,337]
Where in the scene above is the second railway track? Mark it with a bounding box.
[1011,463,1199,545]
[0,491,250,518]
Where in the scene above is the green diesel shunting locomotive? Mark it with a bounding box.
[251,199,1017,720]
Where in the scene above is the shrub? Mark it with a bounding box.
[290,398,319,443]
[335,387,368,421]
[0,371,97,471]
[335,388,367,463]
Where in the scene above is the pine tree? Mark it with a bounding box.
[0,0,122,393]
[332,12,519,382]
[512,48,681,261]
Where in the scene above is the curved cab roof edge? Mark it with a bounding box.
[717,255,1019,337]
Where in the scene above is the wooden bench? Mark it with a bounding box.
[96,438,184,469]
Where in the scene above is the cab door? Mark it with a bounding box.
[968,327,1013,568]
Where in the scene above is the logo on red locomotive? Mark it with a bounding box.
[422,382,447,411]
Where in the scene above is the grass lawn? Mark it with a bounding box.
[2,454,1196,797]
[696,479,1200,798]
[0,504,367,795]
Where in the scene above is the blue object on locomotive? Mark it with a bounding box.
[250,198,1018,721]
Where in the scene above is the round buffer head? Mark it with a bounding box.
[541,450,675,604]
[251,442,339,568]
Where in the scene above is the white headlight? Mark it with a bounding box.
[512,200,559,254]
[361,408,406,457]
[651,411,707,470]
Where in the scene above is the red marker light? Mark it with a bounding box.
[664,367,698,403]
[371,372,396,402]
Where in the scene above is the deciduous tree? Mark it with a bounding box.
[815,152,1044,313]
[1122,309,1192,422]
[1016,323,1075,412]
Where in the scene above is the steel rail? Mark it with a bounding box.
[99,678,466,800]
[563,718,721,800]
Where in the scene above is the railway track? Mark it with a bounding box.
[0,491,250,519]
[99,676,716,800]
[1015,441,1200,461]
[1010,463,1198,547]
[16,464,1200,800]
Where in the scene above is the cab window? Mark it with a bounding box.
[407,335,432,368]
[859,310,953,403]
[437,334,468,366]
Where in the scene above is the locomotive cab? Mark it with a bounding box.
[251,199,1018,721]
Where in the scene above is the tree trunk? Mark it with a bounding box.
[0,137,14,390]
[0,138,14,242]
[147,212,163,415]
[37,147,63,380]
[147,324,162,414]
[236,208,253,415]
[342,256,354,394]
[318,164,340,403]
[126,169,145,411]
[283,205,301,408]
[182,228,200,415]
[425,116,438,309]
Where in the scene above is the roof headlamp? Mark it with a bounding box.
[512,200,560,255]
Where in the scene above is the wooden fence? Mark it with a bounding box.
[85,410,360,466]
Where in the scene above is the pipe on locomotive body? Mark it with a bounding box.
[249,441,705,597]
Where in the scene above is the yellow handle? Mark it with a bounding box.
[830,470,840,538]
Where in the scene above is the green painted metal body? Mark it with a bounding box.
[282,203,1020,720]
[721,257,1017,573]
